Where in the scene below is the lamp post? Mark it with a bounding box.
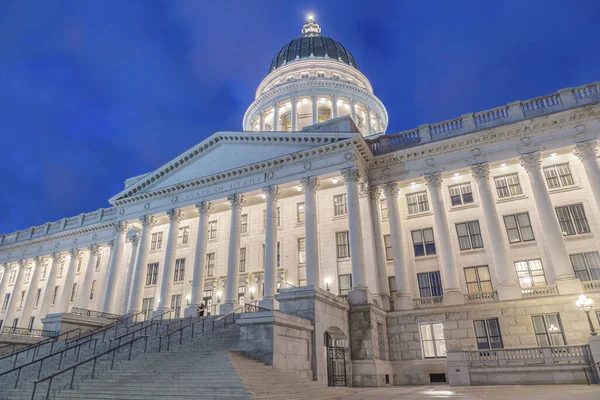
[576,294,597,336]
[324,278,331,292]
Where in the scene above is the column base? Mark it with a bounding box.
[152,308,173,319]
[443,289,465,306]
[348,288,372,305]
[184,306,199,318]
[496,284,521,301]
[258,297,278,310]
[373,294,391,311]
[556,278,583,295]
[219,301,239,315]
[393,293,413,310]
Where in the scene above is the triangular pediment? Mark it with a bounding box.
[110,130,360,203]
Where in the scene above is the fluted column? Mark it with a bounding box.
[186,202,213,316]
[383,182,413,310]
[78,245,99,308]
[0,265,10,319]
[156,209,185,315]
[121,233,140,315]
[291,98,298,131]
[39,253,61,320]
[368,186,391,310]
[223,194,246,314]
[520,152,580,293]
[19,256,44,326]
[311,95,318,125]
[128,216,156,314]
[425,172,464,305]
[300,176,320,287]
[574,140,600,212]
[366,107,374,135]
[58,249,79,313]
[471,163,520,300]
[260,186,281,310]
[102,221,128,313]
[331,95,338,119]
[4,260,26,327]
[272,103,279,131]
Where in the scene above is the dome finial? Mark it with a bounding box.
[302,14,321,36]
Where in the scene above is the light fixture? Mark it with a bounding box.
[332,177,339,184]
[307,14,314,21]
[453,173,459,177]
[319,98,326,103]
[186,295,191,307]
[249,287,256,300]
[302,98,309,104]
[551,152,557,157]
[324,278,332,292]
[261,193,267,199]
[576,294,597,336]
[500,163,506,168]
[216,291,222,303]
[296,186,303,191]
[410,182,416,186]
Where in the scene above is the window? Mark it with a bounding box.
[336,231,350,259]
[515,259,546,288]
[240,214,248,234]
[464,266,493,293]
[420,323,446,358]
[239,248,247,272]
[238,286,246,306]
[474,319,503,349]
[417,272,442,297]
[407,192,429,214]
[339,274,352,296]
[177,226,190,245]
[174,258,185,282]
[301,72,309,78]
[203,290,213,315]
[411,228,436,257]
[317,71,325,78]
[150,232,163,251]
[570,252,600,281]
[333,194,348,216]
[532,314,566,346]
[141,298,154,321]
[503,213,534,243]
[76,257,83,273]
[28,317,35,330]
[456,221,483,250]
[52,286,59,305]
[24,268,31,283]
[383,235,393,261]
[12,318,18,328]
[145,263,159,286]
[543,163,574,189]
[449,183,474,206]
[95,252,102,271]
[388,276,397,300]
[90,281,96,300]
[70,283,77,303]
[298,279,306,287]
[171,294,182,318]
[296,203,305,224]
[555,204,590,236]
[18,291,25,308]
[494,174,522,198]
[206,253,215,277]
[8,269,16,284]
[35,288,41,307]
[2,294,10,311]
[298,238,306,264]
[380,199,388,219]
[58,262,64,276]
[262,208,282,229]
[41,264,47,279]
[208,221,218,240]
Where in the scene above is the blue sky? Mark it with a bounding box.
[1,0,598,234]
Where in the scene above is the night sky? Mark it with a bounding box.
[1,0,599,234]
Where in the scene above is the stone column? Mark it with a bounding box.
[186,202,213,316]
[121,233,140,315]
[102,221,128,313]
[260,185,281,310]
[156,209,185,315]
[19,257,44,326]
[300,176,320,287]
[341,167,370,305]
[0,264,10,318]
[78,245,100,308]
[291,97,298,131]
[311,95,318,125]
[4,260,26,327]
[425,172,464,305]
[368,186,391,310]
[574,140,600,212]
[222,194,246,314]
[259,111,265,132]
[58,249,79,313]
[272,103,279,131]
[366,107,374,135]
[128,215,156,314]
[331,95,338,119]
[350,99,357,124]
[382,182,413,310]
[39,253,61,320]
[520,152,581,294]
[471,163,520,300]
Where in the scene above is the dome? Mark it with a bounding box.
[268,16,358,73]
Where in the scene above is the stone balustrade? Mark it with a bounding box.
[465,291,497,303]
[520,284,558,298]
[464,345,591,366]
[582,280,600,293]
[413,296,443,308]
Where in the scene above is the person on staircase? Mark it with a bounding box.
[197,302,206,317]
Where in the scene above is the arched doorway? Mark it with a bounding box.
[324,327,347,386]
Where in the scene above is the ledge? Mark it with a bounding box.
[496,194,528,204]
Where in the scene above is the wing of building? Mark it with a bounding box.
[1,15,600,387]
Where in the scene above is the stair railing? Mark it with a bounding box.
[0,327,82,367]
[106,320,162,350]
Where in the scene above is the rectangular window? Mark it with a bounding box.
[208,221,218,240]
[383,235,393,261]
[456,221,483,250]
[177,226,190,245]
[532,314,566,346]
[206,253,215,277]
[380,199,388,219]
[173,258,185,282]
[543,163,574,189]
[417,272,442,297]
[411,228,436,257]
[239,248,247,272]
[494,173,522,198]
[70,283,77,303]
[296,203,305,224]
[203,290,213,315]
[2,294,10,311]
[90,280,96,300]
[41,264,47,279]
[58,262,64,276]
[298,238,306,264]
[449,183,474,206]
[24,268,31,283]
[95,252,102,271]
[18,291,25,308]
[464,266,493,293]
[141,298,154,321]
[262,208,282,229]
[555,204,590,236]
[336,231,350,259]
[146,263,159,286]
[388,276,397,300]
[407,192,429,214]
[333,194,348,216]
[570,252,600,281]
[171,294,182,318]
[420,323,446,358]
[150,232,163,251]
[503,213,534,243]
[515,259,546,288]
[28,317,35,330]
[240,214,248,234]
[339,274,352,296]
[35,288,42,307]
[76,257,83,273]
[52,286,59,305]
[474,318,503,349]
[9,269,16,284]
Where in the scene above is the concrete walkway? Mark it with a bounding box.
[341,385,600,399]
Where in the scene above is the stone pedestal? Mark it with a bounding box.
[556,279,583,295]
[496,284,522,301]
[443,289,465,306]
[393,294,413,311]
[41,312,112,337]
[219,302,237,315]
[258,297,278,311]
[348,288,372,306]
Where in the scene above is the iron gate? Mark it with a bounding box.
[326,333,347,386]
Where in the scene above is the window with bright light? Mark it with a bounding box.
[298,238,306,264]
[532,314,566,346]
[464,266,493,293]
[420,323,446,358]
[515,259,546,288]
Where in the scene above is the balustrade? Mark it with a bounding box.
[413,296,443,308]
[465,291,497,303]
[463,345,590,367]
[520,285,558,298]
[582,280,600,293]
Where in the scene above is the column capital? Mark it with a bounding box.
[34,256,44,265]
[139,215,157,228]
[368,185,382,200]
[471,162,490,181]
[519,151,542,172]
[290,96,298,104]
[424,171,443,189]
[195,201,214,216]
[128,234,140,245]
[17,259,26,269]
[574,140,598,161]
[349,98,355,105]
[88,244,100,256]
[341,167,361,183]
[262,185,281,200]
[227,193,246,209]
[382,182,399,198]
[69,248,80,258]
[112,221,129,235]
[166,208,185,223]
[300,176,320,192]
[51,252,63,262]
[107,240,115,250]
[311,94,318,101]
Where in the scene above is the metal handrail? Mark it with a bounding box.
[124,311,145,327]
[30,335,149,400]
[0,327,82,365]
[106,320,161,350]
[150,309,172,324]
